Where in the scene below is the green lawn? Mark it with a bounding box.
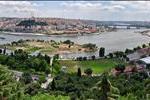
[59,58,125,74]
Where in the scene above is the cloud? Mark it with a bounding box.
[59,1,150,21]
[61,2,102,8]
[0,1,37,16]
[61,1,150,12]
[61,1,125,12]
[110,1,150,11]
[0,1,150,21]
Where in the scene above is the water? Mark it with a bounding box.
[0,29,150,59]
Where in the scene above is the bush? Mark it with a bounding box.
[20,72,32,84]
[63,40,74,45]
[82,43,97,50]
[115,64,125,73]
[84,68,93,76]
[91,55,96,60]
[108,53,113,58]
[39,75,46,84]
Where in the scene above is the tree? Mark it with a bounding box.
[63,40,74,45]
[84,68,93,76]
[91,55,96,60]
[44,54,50,64]
[54,54,59,60]
[108,53,113,58]
[77,57,83,61]
[0,65,25,100]
[14,49,23,54]
[99,47,105,57]
[14,49,28,61]
[0,49,2,54]
[125,48,133,54]
[114,51,124,58]
[25,82,41,96]
[126,57,129,62]
[39,60,49,72]
[133,46,141,51]
[20,72,32,84]
[144,79,150,98]
[142,44,146,48]
[99,74,110,100]
[3,47,6,55]
[51,79,56,90]
[93,73,120,100]
[77,68,81,77]
[83,57,87,61]
[123,54,127,59]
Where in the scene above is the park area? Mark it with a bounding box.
[59,58,126,74]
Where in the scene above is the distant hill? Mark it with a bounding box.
[17,19,48,27]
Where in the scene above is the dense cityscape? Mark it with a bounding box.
[1,17,150,35]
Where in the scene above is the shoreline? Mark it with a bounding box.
[137,30,150,37]
[0,28,143,37]
[0,31,102,37]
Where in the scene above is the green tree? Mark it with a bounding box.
[63,40,74,45]
[91,55,96,60]
[99,47,105,57]
[77,68,81,77]
[25,82,41,96]
[51,79,56,90]
[54,54,59,60]
[3,47,6,55]
[125,48,133,54]
[39,59,49,72]
[20,72,32,84]
[93,73,120,100]
[108,53,113,58]
[142,44,146,48]
[144,78,150,99]
[0,49,2,54]
[84,68,93,76]
[0,65,25,100]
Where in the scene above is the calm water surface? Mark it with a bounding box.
[0,29,150,58]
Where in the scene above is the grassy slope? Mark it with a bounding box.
[59,58,125,74]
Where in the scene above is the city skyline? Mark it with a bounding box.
[0,1,150,21]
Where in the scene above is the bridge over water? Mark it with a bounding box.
[99,23,150,29]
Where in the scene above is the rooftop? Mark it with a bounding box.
[140,56,150,64]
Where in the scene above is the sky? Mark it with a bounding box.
[0,1,150,21]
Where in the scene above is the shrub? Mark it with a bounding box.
[84,68,93,76]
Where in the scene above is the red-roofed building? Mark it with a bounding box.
[111,65,145,76]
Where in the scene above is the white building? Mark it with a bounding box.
[137,56,150,69]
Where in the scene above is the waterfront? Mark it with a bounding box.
[0,29,150,58]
